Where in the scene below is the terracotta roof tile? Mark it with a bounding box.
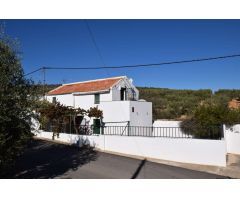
[48,77,123,95]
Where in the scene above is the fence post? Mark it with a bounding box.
[222,124,226,140]
[127,121,130,136]
[70,115,71,134]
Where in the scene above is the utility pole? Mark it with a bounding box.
[42,67,46,99]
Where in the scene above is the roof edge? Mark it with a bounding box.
[73,89,110,95]
[63,76,127,86]
[47,85,65,95]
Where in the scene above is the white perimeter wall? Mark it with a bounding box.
[153,120,192,138]
[103,136,226,167]
[153,120,181,127]
[224,124,240,155]
[35,131,227,167]
[35,131,104,149]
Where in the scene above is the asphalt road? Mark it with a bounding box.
[2,139,226,179]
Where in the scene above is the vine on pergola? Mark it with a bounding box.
[38,101,103,139]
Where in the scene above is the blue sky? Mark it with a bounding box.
[2,19,240,90]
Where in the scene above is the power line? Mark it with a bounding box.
[84,20,110,77]
[24,67,43,76]
[84,20,107,67]
[44,54,240,69]
[23,53,240,76]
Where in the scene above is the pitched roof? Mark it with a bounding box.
[47,76,124,95]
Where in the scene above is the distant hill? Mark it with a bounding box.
[138,87,240,120]
[39,84,240,120]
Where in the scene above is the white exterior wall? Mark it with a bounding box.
[224,124,240,155]
[46,94,74,107]
[130,101,152,127]
[74,92,112,109]
[74,94,94,109]
[99,101,152,127]
[35,131,227,167]
[111,86,121,101]
[48,92,113,110]
[100,91,113,102]
[99,101,130,123]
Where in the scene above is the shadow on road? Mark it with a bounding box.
[131,159,146,179]
[2,139,98,179]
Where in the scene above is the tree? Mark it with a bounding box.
[0,33,36,170]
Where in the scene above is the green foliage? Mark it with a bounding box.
[181,104,240,139]
[214,90,240,106]
[0,35,36,169]
[88,107,103,118]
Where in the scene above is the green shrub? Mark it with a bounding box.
[181,105,240,139]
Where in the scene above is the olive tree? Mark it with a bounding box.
[0,34,36,170]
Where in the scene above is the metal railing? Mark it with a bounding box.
[40,123,223,140]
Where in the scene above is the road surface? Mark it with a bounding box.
[2,139,226,179]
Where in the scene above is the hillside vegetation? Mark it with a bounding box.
[41,84,240,120]
[138,87,240,120]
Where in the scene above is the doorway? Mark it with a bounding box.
[120,87,126,101]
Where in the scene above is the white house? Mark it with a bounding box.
[46,76,152,131]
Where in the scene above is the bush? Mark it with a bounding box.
[180,105,240,139]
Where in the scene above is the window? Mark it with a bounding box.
[132,107,135,112]
[94,94,100,104]
[52,97,56,104]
